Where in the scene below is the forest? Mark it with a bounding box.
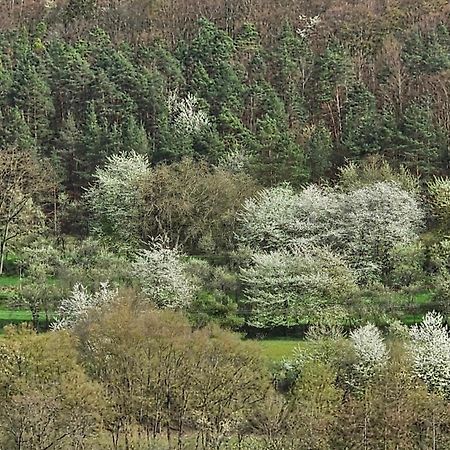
[0,0,450,448]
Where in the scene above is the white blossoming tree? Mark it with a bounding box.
[350,323,389,382]
[168,91,210,136]
[85,151,150,244]
[238,181,423,282]
[337,182,424,281]
[296,14,321,38]
[409,311,450,394]
[238,184,334,252]
[240,245,357,327]
[132,240,196,309]
[52,282,118,330]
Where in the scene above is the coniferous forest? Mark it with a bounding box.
[1,1,450,449]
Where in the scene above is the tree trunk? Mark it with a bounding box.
[0,221,9,275]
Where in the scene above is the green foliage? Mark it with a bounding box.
[0,327,103,449]
[387,243,427,290]
[428,176,450,230]
[188,291,244,330]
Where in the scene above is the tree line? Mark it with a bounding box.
[3,295,450,449]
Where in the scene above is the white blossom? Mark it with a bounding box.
[85,151,150,243]
[237,181,424,282]
[240,245,357,327]
[296,14,321,38]
[409,311,450,394]
[217,147,251,173]
[44,0,56,8]
[350,323,388,380]
[168,91,210,135]
[132,240,196,309]
[52,282,118,330]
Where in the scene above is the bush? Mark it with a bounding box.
[0,327,103,450]
[76,298,269,449]
[387,242,427,289]
[188,291,244,330]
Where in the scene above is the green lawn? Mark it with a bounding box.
[0,275,21,287]
[0,308,50,335]
[257,338,311,361]
[0,309,34,321]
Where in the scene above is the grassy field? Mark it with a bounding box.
[257,338,309,361]
[0,275,21,287]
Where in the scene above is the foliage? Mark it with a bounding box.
[238,181,424,282]
[350,323,389,382]
[387,242,426,289]
[76,298,269,449]
[0,327,103,450]
[60,237,133,289]
[188,291,244,330]
[0,148,55,274]
[338,157,420,194]
[428,176,450,230]
[138,158,259,252]
[85,151,150,245]
[168,91,210,135]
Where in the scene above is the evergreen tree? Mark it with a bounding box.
[10,59,54,145]
[396,102,445,175]
[55,112,83,194]
[272,23,312,126]
[122,116,151,157]
[184,19,244,115]
[306,121,333,180]
[0,107,35,150]
[341,83,381,160]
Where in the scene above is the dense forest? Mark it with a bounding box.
[1,0,450,449]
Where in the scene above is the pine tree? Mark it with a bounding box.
[0,107,36,150]
[341,83,381,160]
[306,121,333,180]
[122,116,151,157]
[55,113,83,194]
[397,102,445,175]
[10,60,54,145]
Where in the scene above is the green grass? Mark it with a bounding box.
[0,309,34,321]
[0,275,21,287]
[257,338,310,361]
[0,308,50,334]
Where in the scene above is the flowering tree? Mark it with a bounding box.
[296,14,321,38]
[132,240,196,309]
[238,184,334,252]
[85,151,150,244]
[240,245,357,327]
[168,91,210,136]
[238,181,423,282]
[336,182,424,281]
[409,311,450,394]
[350,323,389,382]
[52,282,118,330]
